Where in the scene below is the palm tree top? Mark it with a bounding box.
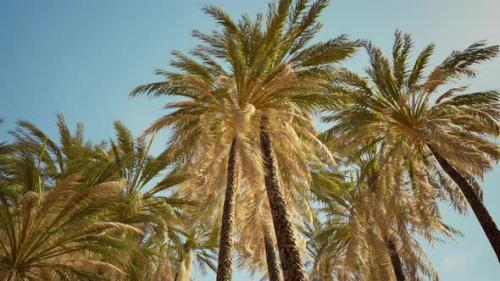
[324,31,499,175]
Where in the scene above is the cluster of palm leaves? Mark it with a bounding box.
[0,117,217,280]
[1,0,499,280]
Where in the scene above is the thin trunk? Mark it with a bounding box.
[428,144,500,261]
[259,115,308,281]
[384,238,406,281]
[216,138,238,281]
[175,244,193,281]
[264,226,282,281]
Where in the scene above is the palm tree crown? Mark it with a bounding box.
[323,31,500,260]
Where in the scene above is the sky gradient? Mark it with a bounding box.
[1,0,499,280]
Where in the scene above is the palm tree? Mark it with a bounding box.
[0,146,141,280]
[5,117,193,280]
[9,115,112,183]
[307,162,452,281]
[131,50,258,280]
[132,1,359,279]
[153,221,218,281]
[105,121,192,280]
[323,31,500,260]
[200,4,357,279]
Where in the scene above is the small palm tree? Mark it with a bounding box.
[5,117,192,280]
[10,115,111,183]
[324,31,500,260]
[151,221,218,281]
[105,121,190,280]
[307,161,453,281]
[0,154,140,280]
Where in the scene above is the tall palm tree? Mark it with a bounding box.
[132,1,359,279]
[198,4,357,279]
[131,50,258,280]
[323,31,500,260]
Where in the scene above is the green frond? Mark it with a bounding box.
[202,4,239,35]
[171,50,214,81]
[392,30,413,89]
[425,41,499,93]
[407,43,434,90]
[113,121,135,156]
[290,34,359,67]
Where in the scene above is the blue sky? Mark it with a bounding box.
[1,0,499,280]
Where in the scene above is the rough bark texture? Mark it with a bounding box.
[260,116,308,281]
[384,238,406,281]
[428,144,500,261]
[264,226,283,281]
[216,138,238,281]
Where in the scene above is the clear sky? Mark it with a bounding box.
[1,0,499,280]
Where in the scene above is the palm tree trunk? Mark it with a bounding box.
[428,144,500,261]
[259,115,308,281]
[175,244,193,281]
[216,138,238,281]
[384,237,406,281]
[264,225,282,281]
